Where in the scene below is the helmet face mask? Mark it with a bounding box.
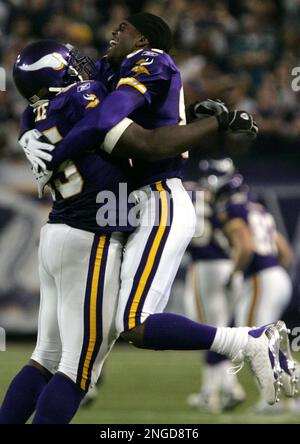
[13,40,96,103]
[65,46,97,83]
[214,174,244,201]
[198,158,244,201]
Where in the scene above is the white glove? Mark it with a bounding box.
[19,129,55,171]
[32,168,53,198]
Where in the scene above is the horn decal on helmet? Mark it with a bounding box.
[19,52,67,72]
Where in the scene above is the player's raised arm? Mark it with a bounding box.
[20,95,257,170]
[217,193,255,276]
[50,52,258,163]
[20,90,257,169]
[32,48,179,168]
[15,41,257,170]
[44,87,146,169]
[223,217,255,274]
[107,116,217,159]
[106,105,257,159]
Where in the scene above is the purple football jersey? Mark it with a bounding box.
[217,192,279,277]
[188,192,229,261]
[29,80,133,234]
[96,50,187,188]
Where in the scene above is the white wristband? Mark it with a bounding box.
[101,118,133,153]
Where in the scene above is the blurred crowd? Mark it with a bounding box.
[1,0,300,159]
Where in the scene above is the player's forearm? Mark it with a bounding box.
[225,223,254,273]
[48,123,102,169]
[49,88,145,169]
[115,116,218,160]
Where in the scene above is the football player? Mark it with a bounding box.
[215,173,292,328]
[0,40,264,425]
[18,14,258,357]
[213,169,297,410]
[3,40,134,424]
[0,30,292,424]
[185,160,245,413]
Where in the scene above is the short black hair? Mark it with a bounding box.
[127,12,172,53]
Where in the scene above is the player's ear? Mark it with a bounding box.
[136,34,149,49]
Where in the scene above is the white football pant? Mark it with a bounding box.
[184,259,239,326]
[32,178,195,391]
[184,259,243,398]
[115,178,196,333]
[31,223,124,392]
[235,266,292,327]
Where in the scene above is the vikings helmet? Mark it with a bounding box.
[199,158,244,198]
[13,40,96,104]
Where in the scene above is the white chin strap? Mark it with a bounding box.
[48,82,78,96]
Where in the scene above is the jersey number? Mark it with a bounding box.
[34,102,49,122]
[41,126,84,200]
[52,161,83,199]
[248,211,277,256]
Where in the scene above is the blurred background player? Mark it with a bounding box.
[215,170,293,328]
[214,163,294,411]
[185,158,294,414]
[185,159,245,413]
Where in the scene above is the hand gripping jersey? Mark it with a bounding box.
[188,190,229,261]
[96,49,187,188]
[28,80,133,233]
[217,192,279,277]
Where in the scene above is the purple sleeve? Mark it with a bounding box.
[217,203,248,227]
[19,106,35,137]
[226,203,248,222]
[48,86,145,169]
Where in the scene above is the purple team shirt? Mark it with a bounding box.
[21,49,185,188]
[32,80,134,233]
[20,49,187,232]
[217,192,279,277]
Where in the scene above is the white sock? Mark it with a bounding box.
[210,327,250,360]
[201,364,223,394]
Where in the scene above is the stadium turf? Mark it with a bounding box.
[0,342,299,424]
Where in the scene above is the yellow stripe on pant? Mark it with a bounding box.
[80,235,106,391]
[128,181,169,330]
